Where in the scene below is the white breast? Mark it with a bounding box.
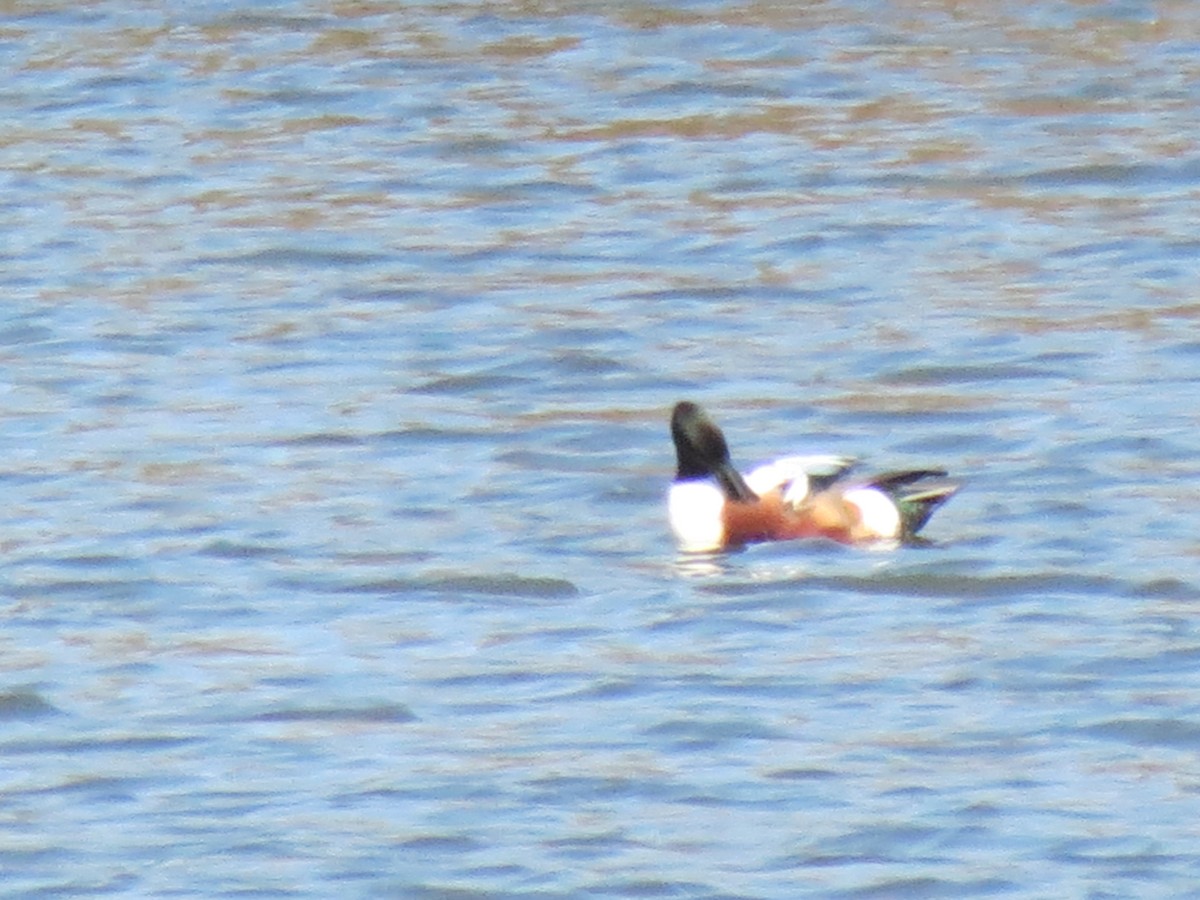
[667,481,726,553]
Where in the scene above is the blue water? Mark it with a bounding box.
[3,1,1200,897]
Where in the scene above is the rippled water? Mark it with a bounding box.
[3,1,1200,896]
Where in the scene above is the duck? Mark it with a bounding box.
[668,401,959,553]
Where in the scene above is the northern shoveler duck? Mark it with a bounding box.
[668,401,959,553]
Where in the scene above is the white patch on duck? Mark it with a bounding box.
[667,480,726,553]
[842,486,902,539]
[745,455,856,505]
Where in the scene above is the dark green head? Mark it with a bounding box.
[670,402,757,502]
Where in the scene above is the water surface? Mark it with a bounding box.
[3,1,1200,896]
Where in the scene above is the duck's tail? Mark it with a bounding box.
[868,470,960,538]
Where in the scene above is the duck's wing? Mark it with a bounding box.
[745,455,857,504]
